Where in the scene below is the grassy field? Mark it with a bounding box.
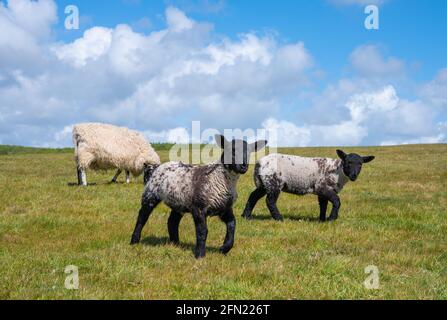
[0,144,446,299]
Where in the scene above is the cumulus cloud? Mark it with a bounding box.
[263,85,445,147]
[0,1,316,147]
[52,27,113,67]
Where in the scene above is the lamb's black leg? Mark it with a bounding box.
[167,210,183,245]
[242,187,266,220]
[220,208,236,255]
[266,191,284,221]
[326,192,341,221]
[130,196,160,244]
[111,169,122,183]
[318,195,329,222]
[192,207,208,259]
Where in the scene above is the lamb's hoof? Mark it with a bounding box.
[219,245,233,255]
[241,213,253,220]
[194,248,206,259]
[273,215,284,222]
[327,216,338,222]
[194,252,206,259]
[130,236,140,245]
[319,218,326,223]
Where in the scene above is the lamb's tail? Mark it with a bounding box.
[143,163,159,185]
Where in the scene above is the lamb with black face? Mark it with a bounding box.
[131,134,267,259]
[242,149,375,222]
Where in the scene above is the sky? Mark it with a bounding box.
[0,0,446,147]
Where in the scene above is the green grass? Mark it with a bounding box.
[0,144,446,299]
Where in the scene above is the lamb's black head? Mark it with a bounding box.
[215,134,267,174]
[336,149,375,182]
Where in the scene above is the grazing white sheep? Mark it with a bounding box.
[242,150,375,222]
[130,134,267,259]
[72,123,160,186]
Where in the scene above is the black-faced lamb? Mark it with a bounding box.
[242,150,375,222]
[72,123,160,186]
[130,134,267,259]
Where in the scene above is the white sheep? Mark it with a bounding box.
[242,150,375,222]
[72,123,160,186]
[130,134,267,259]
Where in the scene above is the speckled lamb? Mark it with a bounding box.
[242,150,375,222]
[130,134,267,259]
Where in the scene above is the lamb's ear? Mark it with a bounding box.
[215,134,228,149]
[362,156,375,163]
[249,140,268,153]
[336,149,347,161]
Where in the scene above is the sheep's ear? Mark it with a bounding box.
[215,134,228,149]
[336,149,347,160]
[362,156,375,163]
[249,140,268,153]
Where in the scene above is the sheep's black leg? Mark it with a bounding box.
[77,166,87,186]
[130,196,160,244]
[111,169,122,183]
[266,191,284,221]
[192,207,208,259]
[326,192,341,221]
[167,210,183,245]
[318,195,329,222]
[77,167,82,185]
[242,187,266,220]
[125,170,130,184]
[220,208,236,255]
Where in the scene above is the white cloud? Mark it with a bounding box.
[350,45,405,77]
[54,124,74,144]
[420,68,447,108]
[0,3,315,147]
[262,118,311,147]
[262,85,445,147]
[1,0,57,39]
[166,6,195,32]
[53,27,113,67]
[144,127,190,144]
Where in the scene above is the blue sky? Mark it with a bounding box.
[0,0,446,147]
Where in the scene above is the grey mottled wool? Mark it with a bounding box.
[255,153,350,196]
[143,161,240,215]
